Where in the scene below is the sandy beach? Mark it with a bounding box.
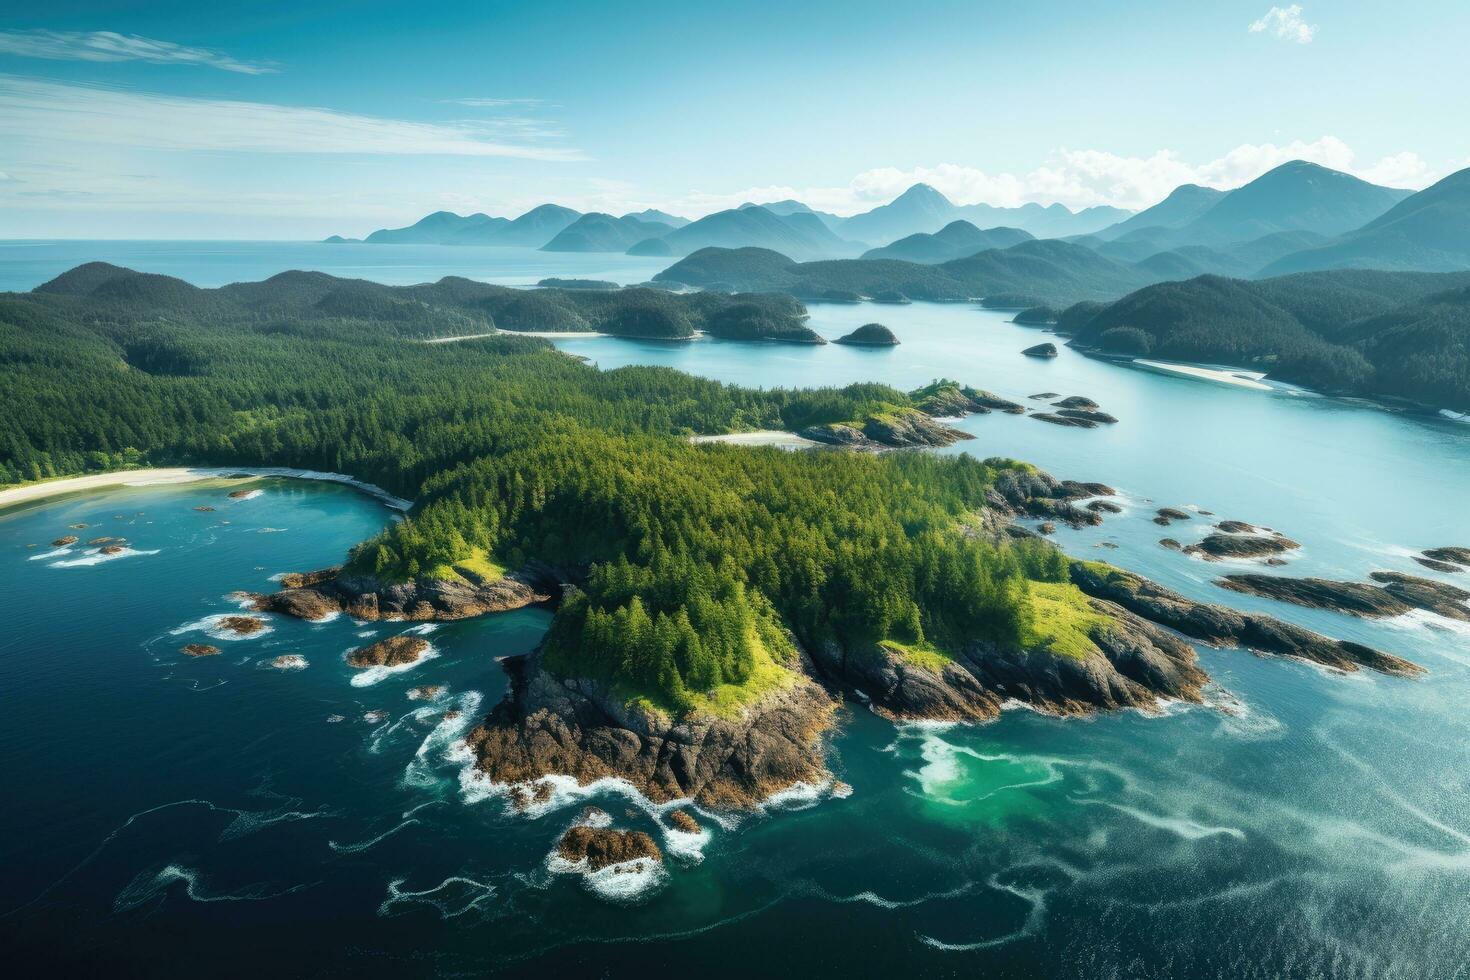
[0,466,413,512]
[1131,359,1275,391]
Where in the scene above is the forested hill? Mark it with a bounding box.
[30,261,826,342]
[654,239,1157,305]
[1067,269,1470,410]
[2,261,1083,717]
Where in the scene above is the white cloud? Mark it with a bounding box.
[0,29,277,74]
[649,138,1439,217]
[0,75,584,160]
[1249,5,1318,44]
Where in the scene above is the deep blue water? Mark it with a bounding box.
[2,257,1469,977]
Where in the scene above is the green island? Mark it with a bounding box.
[1,262,1421,812]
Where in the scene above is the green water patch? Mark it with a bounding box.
[902,726,1062,826]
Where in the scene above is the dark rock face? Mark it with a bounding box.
[1216,520,1258,534]
[51,536,78,547]
[1423,546,1470,566]
[254,565,554,622]
[1052,396,1100,411]
[1029,392,1060,400]
[347,635,430,668]
[1022,343,1059,358]
[557,826,661,870]
[1056,408,1118,424]
[1087,501,1123,514]
[1415,557,1463,573]
[984,470,1105,529]
[808,605,1207,724]
[969,391,1027,414]
[1219,571,1470,623]
[1032,412,1097,428]
[1068,562,1422,676]
[1157,508,1192,521]
[180,643,221,657]
[466,648,838,811]
[1185,533,1300,561]
[1217,575,1413,618]
[1160,538,1182,550]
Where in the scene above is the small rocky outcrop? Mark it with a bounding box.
[1087,501,1123,514]
[1216,520,1258,534]
[252,564,555,622]
[834,323,899,346]
[408,684,446,701]
[1184,533,1300,561]
[1029,392,1060,400]
[227,488,257,499]
[1022,343,1058,358]
[1068,562,1421,676]
[1157,508,1191,522]
[347,635,430,668]
[1052,396,1100,411]
[51,536,78,547]
[1056,408,1118,424]
[557,826,662,871]
[1218,571,1469,623]
[1160,538,1182,550]
[466,647,838,811]
[180,643,221,657]
[982,470,1106,529]
[667,810,701,834]
[271,654,307,670]
[1415,557,1463,573]
[1031,413,1095,428]
[968,391,1026,414]
[217,615,265,636]
[1422,546,1470,567]
[193,506,216,512]
[99,545,125,555]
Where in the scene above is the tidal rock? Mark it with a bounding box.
[99,545,125,555]
[1038,522,1057,535]
[227,488,257,499]
[1032,412,1097,428]
[1029,392,1060,400]
[347,635,429,668]
[1087,501,1123,514]
[1056,408,1118,424]
[1215,520,1258,534]
[193,506,216,512]
[1184,534,1300,561]
[1160,538,1182,550]
[1369,572,1470,621]
[271,654,307,670]
[1157,508,1191,522]
[51,536,78,547]
[1052,396,1100,411]
[1414,557,1463,573]
[364,710,388,724]
[557,826,662,871]
[180,643,221,657]
[1423,546,1470,566]
[967,390,1026,414]
[1068,562,1421,676]
[1217,575,1413,618]
[217,615,265,636]
[408,684,446,701]
[667,810,701,834]
[1022,343,1058,358]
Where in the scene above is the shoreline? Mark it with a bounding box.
[689,430,821,449]
[0,466,412,513]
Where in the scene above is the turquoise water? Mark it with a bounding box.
[3,284,1470,975]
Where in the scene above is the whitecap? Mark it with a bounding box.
[228,489,264,501]
[113,863,314,913]
[49,546,160,568]
[544,849,668,905]
[377,875,496,919]
[1097,801,1246,841]
[401,692,482,787]
[28,546,72,560]
[169,613,274,642]
[265,655,308,671]
[403,623,440,635]
[349,643,440,687]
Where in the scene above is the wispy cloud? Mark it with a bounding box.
[0,29,277,74]
[444,97,550,108]
[1249,5,1318,44]
[662,138,1438,217]
[0,75,585,160]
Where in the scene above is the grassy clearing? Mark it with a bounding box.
[420,548,507,584]
[621,627,798,721]
[1019,581,1110,660]
[880,638,955,673]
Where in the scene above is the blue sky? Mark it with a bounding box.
[1,0,1466,238]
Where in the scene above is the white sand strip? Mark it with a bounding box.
[0,466,412,512]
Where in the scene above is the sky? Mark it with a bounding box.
[1,0,1466,239]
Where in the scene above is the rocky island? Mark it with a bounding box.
[833,323,900,346]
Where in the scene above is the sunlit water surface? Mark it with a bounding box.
[2,266,1469,977]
